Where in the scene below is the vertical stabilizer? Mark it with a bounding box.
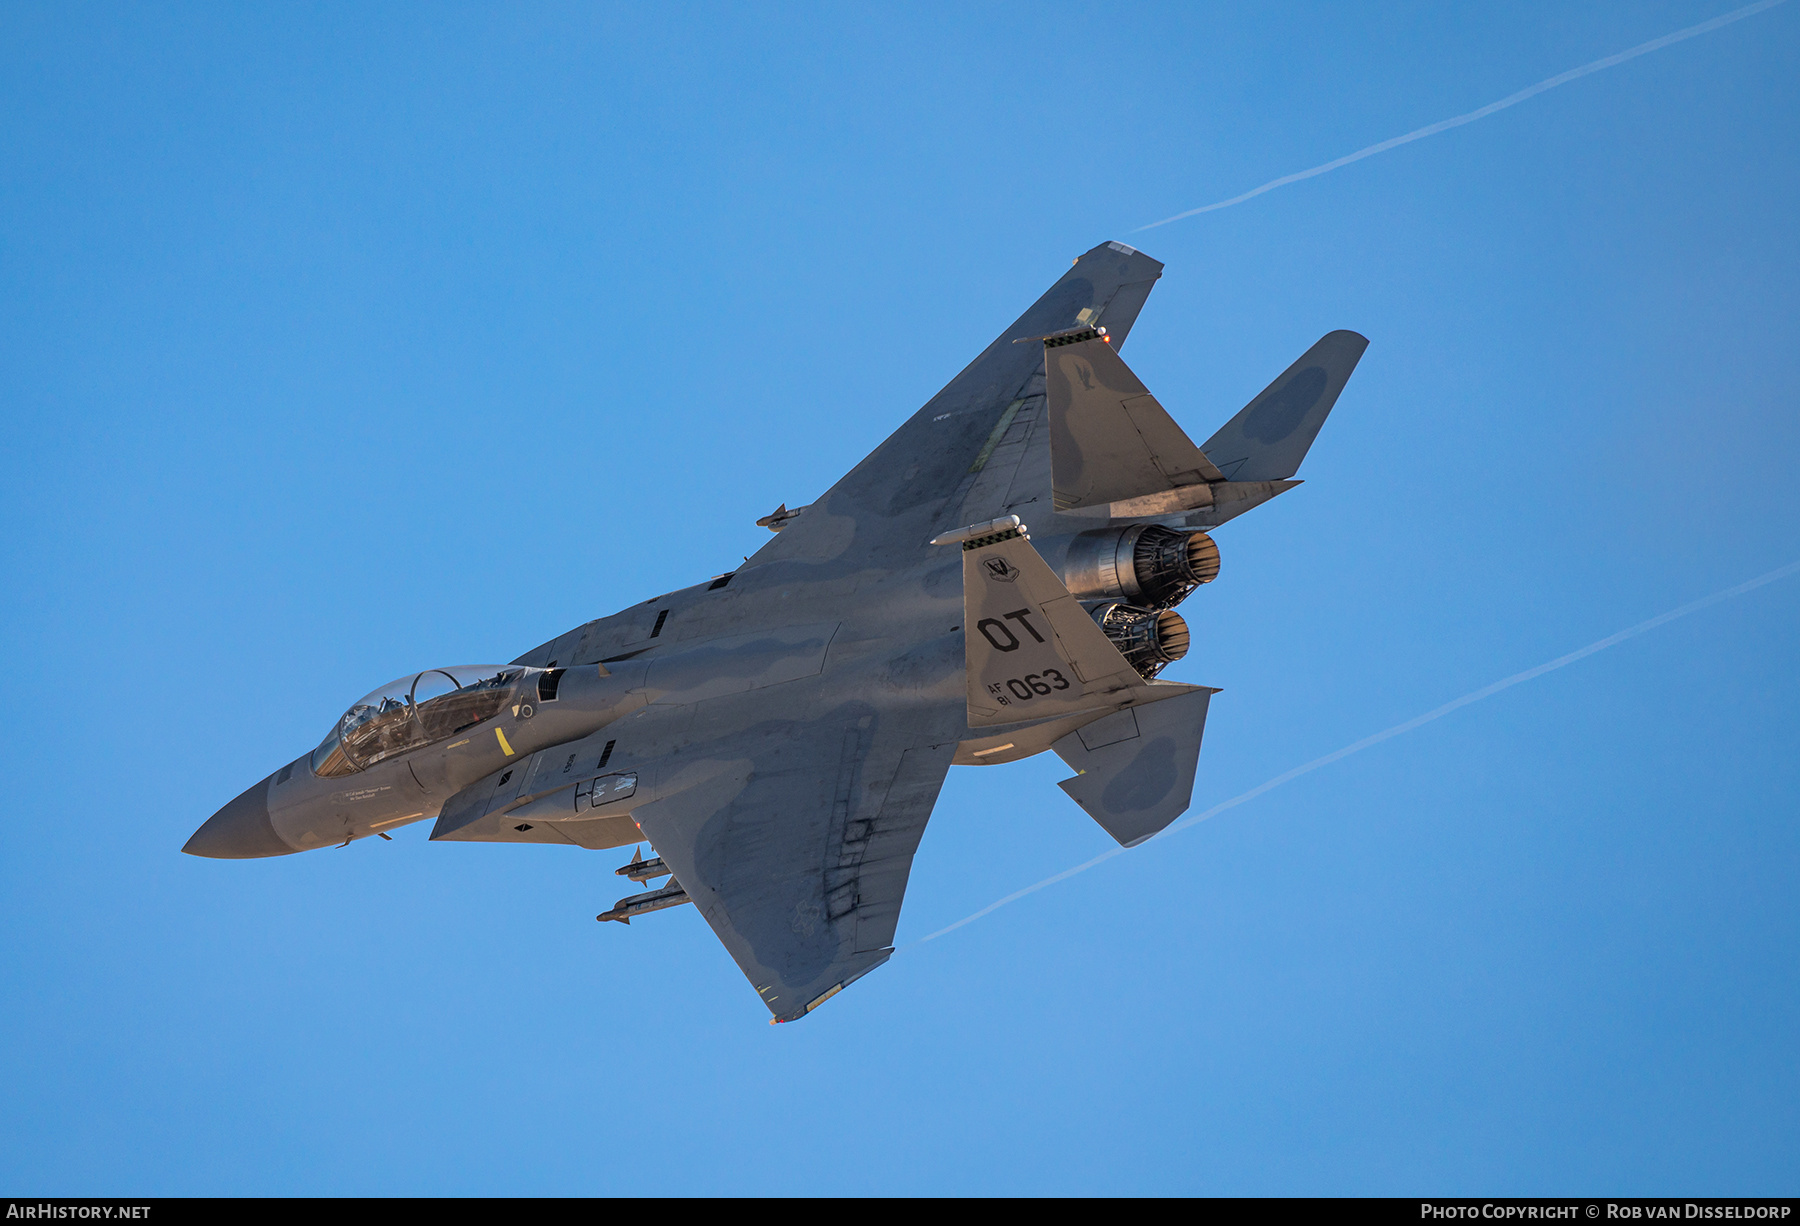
[932,516,1144,727]
[1045,332,1224,512]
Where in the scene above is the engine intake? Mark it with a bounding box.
[1090,603,1191,678]
[1062,525,1220,608]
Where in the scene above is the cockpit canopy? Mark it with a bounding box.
[310,666,529,778]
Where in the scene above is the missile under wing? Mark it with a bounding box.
[185,242,1367,1023]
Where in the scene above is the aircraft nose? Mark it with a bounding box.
[183,776,295,858]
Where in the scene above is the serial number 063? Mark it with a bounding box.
[987,668,1071,705]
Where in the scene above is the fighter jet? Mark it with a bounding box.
[186,241,1366,1023]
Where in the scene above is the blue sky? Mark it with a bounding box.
[2,1,1796,1195]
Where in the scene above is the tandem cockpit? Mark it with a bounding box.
[309,665,544,778]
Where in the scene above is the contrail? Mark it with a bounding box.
[1135,0,1788,231]
[910,557,1800,946]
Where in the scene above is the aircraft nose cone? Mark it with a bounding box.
[183,776,295,858]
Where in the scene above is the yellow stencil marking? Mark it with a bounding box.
[495,727,516,756]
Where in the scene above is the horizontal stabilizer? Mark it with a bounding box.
[1201,331,1368,482]
[1052,687,1216,847]
[937,516,1143,727]
[1046,332,1224,512]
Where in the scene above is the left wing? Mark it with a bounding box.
[630,697,959,1023]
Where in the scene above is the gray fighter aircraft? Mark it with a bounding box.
[186,241,1366,1023]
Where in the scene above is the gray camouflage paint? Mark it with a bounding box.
[185,242,1367,1022]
